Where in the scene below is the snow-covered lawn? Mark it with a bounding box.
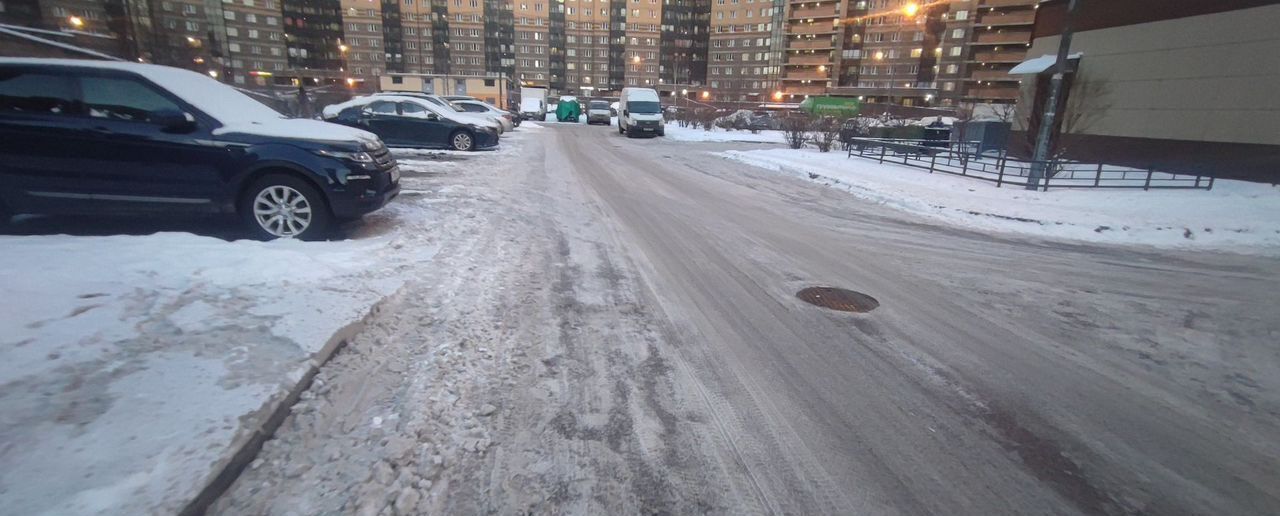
[0,130,538,514]
[662,124,785,144]
[719,147,1280,253]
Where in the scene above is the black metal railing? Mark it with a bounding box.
[843,137,1215,191]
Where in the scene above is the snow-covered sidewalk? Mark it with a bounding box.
[719,147,1280,253]
[0,128,542,514]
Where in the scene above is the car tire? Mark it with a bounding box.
[450,130,476,151]
[240,174,331,241]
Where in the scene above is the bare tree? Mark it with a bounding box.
[1022,78,1111,176]
[782,114,810,149]
[809,116,842,152]
[949,102,977,166]
[991,102,1017,124]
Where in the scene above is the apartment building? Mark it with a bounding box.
[707,0,783,103]
[337,0,382,86]
[561,0,613,94]
[223,0,288,85]
[935,0,1037,105]
[512,0,550,87]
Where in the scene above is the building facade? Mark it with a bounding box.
[1012,0,1279,181]
[5,0,1051,105]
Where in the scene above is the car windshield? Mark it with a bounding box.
[628,100,660,114]
[590,101,609,109]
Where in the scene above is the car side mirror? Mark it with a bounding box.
[622,110,628,117]
[426,112,439,121]
[154,109,196,133]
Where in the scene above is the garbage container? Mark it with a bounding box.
[922,118,951,149]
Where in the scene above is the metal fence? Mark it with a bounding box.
[844,137,1215,191]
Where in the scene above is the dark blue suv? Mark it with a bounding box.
[0,58,400,240]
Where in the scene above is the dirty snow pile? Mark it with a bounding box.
[0,224,433,514]
[719,147,1280,253]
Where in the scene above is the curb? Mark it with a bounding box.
[178,286,407,516]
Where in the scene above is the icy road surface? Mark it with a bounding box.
[214,123,1280,515]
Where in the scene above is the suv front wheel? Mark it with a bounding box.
[240,174,331,240]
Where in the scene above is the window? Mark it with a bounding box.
[228,42,241,52]
[245,13,256,23]
[942,81,954,91]
[950,46,962,56]
[365,101,398,114]
[223,10,234,20]
[910,48,921,58]
[953,10,967,20]
[399,102,429,117]
[945,64,958,74]
[79,77,181,122]
[0,71,77,115]
[951,28,964,39]
[248,29,259,38]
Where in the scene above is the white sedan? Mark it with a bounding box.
[452,100,516,133]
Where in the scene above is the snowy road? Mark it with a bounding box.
[214,123,1280,515]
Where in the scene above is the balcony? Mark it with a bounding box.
[790,23,839,35]
[965,86,1020,100]
[782,85,828,95]
[978,0,1038,8]
[975,12,1035,26]
[971,30,1033,45]
[786,54,832,65]
[784,71,829,80]
[971,50,1027,63]
[790,6,840,19]
[788,38,836,50]
[968,69,1020,81]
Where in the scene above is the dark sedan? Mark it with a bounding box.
[329,97,498,151]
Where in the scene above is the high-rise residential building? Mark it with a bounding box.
[936,0,1037,106]
[224,0,289,85]
[4,0,1042,105]
[706,0,783,104]
[338,0,384,86]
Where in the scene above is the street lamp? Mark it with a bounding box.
[873,50,896,107]
[902,3,919,18]
[68,16,84,29]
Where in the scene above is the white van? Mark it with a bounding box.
[617,87,664,137]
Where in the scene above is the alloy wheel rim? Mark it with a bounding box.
[454,133,472,150]
[253,185,312,237]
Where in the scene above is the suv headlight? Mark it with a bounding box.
[314,149,375,163]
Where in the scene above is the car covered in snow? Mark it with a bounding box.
[451,99,516,133]
[364,91,502,134]
[0,58,399,240]
[325,95,499,151]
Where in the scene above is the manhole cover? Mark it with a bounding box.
[796,287,879,313]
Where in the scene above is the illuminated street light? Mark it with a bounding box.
[772,91,783,101]
[68,16,84,28]
[902,3,919,17]
[339,44,349,53]
[632,55,641,64]
[207,70,219,78]
[345,78,356,87]
[701,91,709,99]
[873,51,885,61]
[681,88,688,95]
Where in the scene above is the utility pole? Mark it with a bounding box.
[1027,0,1080,190]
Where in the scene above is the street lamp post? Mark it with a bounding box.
[1027,0,1080,190]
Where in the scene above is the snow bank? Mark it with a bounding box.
[664,124,784,144]
[719,147,1280,253]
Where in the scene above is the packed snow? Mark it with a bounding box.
[719,147,1280,253]
[0,133,558,514]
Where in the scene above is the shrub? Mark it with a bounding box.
[782,115,810,149]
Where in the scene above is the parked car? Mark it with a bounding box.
[452,99,516,133]
[617,87,664,137]
[0,58,399,240]
[519,97,546,121]
[368,91,502,134]
[325,95,499,151]
[586,100,611,125]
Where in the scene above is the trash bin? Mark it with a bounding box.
[922,118,951,149]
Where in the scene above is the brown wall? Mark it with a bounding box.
[1034,0,1280,38]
